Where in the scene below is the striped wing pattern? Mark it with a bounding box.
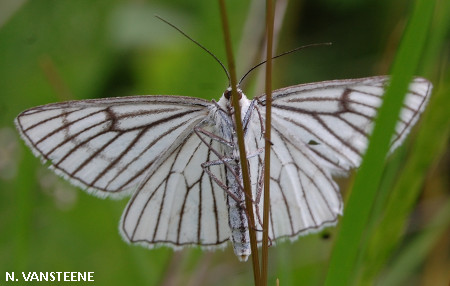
[253,76,432,241]
[243,114,343,242]
[267,128,342,240]
[15,76,432,253]
[121,126,230,248]
[15,96,211,197]
[261,76,431,174]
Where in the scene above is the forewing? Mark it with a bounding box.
[120,128,230,248]
[15,96,211,197]
[259,76,432,174]
[253,76,431,240]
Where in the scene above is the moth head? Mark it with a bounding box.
[223,87,243,100]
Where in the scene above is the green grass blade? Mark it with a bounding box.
[324,0,435,285]
[377,199,450,286]
[358,0,450,282]
[360,80,450,285]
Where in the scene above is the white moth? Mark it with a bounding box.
[15,76,432,261]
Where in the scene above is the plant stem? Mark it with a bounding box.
[261,0,274,285]
[217,0,261,284]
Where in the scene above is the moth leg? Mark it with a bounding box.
[195,127,245,192]
[211,100,234,128]
[250,159,265,231]
[195,126,250,204]
[252,161,274,245]
[200,150,263,211]
[246,147,264,159]
[194,126,233,147]
[241,99,257,136]
[195,118,267,234]
[202,158,233,167]
[201,158,259,207]
[254,104,274,145]
[253,104,265,139]
[200,161,245,204]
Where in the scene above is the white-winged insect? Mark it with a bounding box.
[15,22,432,261]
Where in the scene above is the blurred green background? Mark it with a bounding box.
[0,0,448,285]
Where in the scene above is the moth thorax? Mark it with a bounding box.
[224,87,243,100]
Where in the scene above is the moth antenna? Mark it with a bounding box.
[238,42,332,86]
[155,15,231,86]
